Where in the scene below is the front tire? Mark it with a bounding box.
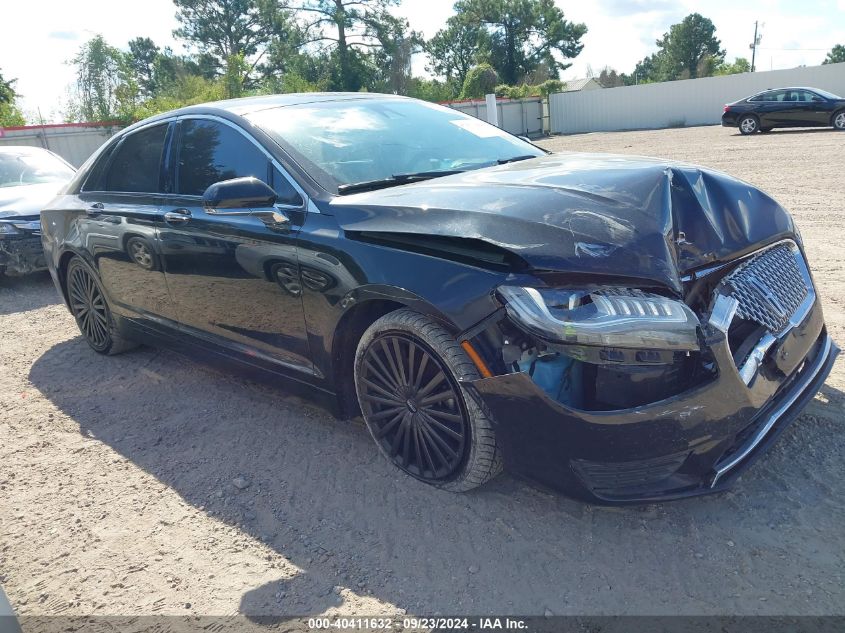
[66,257,137,355]
[834,110,845,131]
[354,309,502,492]
[739,115,759,135]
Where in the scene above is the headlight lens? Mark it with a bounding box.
[497,286,701,351]
[0,223,21,235]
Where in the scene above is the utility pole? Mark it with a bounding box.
[750,21,762,72]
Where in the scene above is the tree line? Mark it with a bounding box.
[59,0,588,123]
[1,2,844,127]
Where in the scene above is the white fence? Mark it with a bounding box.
[550,62,845,135]
[446,97,544,137]
[0,123,119,167]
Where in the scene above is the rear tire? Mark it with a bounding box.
[834,110,845,131]
[66,257,138,355]
[354,308,502,492]
[739,115,759,135]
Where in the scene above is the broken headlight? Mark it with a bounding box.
[497,286,701,351]
[0,223,21,236]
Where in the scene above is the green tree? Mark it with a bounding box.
[406,77,455,102]
[173,0,279,87]
[0,69,26,127]
[288,0,401,91]
[426,15,484,90]
[460,63,498,98]
[127,37,160,96]
[454,0,587,85]
[68,35,131,121]
[655,13,724,80]
[628,14,724,83]
[714,57,750,76]
[597,66,623,88]
[371,14,423,94]
[823,44,845,64]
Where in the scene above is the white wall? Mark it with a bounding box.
[550,62,845,135]
[0,124,119,167]
[447,98,544,137]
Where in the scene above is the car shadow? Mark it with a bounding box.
[732,128,836,137]
[0,272,59,315]
[27,338,845,615]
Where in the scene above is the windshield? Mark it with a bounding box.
[246,98,544,191]
[0,149,75,188]
[812,88,842,100]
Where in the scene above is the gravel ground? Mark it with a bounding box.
[1,125,843,618]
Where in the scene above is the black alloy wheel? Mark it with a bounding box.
[68,261,110,351]
[66,258,135,355]
[358,332,469,482]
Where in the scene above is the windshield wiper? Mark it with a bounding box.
[336,169,466,195]
[497,154,539,165]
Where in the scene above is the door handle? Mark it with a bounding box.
[164,209,191,224]
[86,202,104,217]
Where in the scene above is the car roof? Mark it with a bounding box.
[124,92,409,133]
[750,86,826,96]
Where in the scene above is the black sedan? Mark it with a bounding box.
[41,93,837,503]
[722,86,845,134]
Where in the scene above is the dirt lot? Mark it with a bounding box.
[1,125,844,618]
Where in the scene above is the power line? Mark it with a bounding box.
[756,47,829,51]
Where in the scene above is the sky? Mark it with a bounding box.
[1,0,844,123]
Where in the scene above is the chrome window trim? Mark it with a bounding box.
[174,113,314,213]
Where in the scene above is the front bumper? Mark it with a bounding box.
[0,233,47,275]
[464,299,837,504]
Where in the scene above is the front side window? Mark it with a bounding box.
[271,166,303,207]
[176,119,269,196]
[104,124,168,193]
[246,99,543,191]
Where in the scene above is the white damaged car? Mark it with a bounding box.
[0,146,75,277]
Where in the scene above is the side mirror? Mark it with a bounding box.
[812,96,825,102]
[202,177,277,210]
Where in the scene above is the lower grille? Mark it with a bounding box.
[723,242,809,334]
[572,451,690,494]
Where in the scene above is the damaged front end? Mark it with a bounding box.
[462,240,837,503]
[0,217,47,276]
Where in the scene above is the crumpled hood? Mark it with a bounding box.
[330,152,796,294]
[0,182,67,220]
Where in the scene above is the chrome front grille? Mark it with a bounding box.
[723,242,810,335]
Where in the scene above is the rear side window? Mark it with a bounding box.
[103,124,168,193]
[760,90,787,102]
[176,119,269,196]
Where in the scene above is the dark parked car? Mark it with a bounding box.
[41,93,837,503]
[0,146,75,276]
[722,86,845,134]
